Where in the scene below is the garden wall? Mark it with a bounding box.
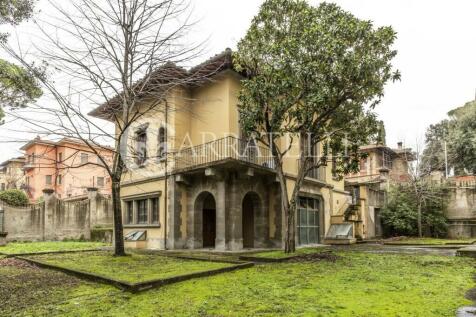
[1,188,113,241]
[445,179,476,238]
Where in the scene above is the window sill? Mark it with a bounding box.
[124,224,161,228]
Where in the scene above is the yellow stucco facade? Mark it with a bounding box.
[101,52,352,250]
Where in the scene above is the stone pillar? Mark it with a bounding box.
[167,177,185,249]
[186,191,200,249]
[42,189,56,240]
[87,187,99,226]
[228,179,243,251]
[215,179,227,251]
[254,192,269,248]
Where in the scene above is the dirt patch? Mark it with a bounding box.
[0,257,39,269]
[289,251,340,263]
[0,259,81,315]
[466,287,476,302]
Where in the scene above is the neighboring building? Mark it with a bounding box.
[0,157,26,191]
[90,49,354,250]
[21,137,113,201]
[343,142,414,239]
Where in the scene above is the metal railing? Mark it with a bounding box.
[173,136,275,171]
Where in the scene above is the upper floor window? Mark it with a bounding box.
[157,126,166,160]
[382,150,392,169]
[135,128,147,166]
[97,176,104,187]
[57,174,62,185]
[301,133,320,179]
[58,152,63,162]
[45,175,52,185]
[80,153,89,164]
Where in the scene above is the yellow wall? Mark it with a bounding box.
[118,71,351,248]
[120,179,166,249]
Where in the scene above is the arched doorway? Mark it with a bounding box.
[242,192,260,248]
[201,192,216,248]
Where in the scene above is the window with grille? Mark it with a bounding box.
[297,197,320,245]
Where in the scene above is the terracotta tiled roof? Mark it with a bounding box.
[89,48,236,120]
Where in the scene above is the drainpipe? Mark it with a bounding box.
[164,99,168,250]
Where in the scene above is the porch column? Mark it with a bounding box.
[186,194,201,249]
[228,179,243,251]
[215,179,227,250]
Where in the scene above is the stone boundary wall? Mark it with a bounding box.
[445,184,476,239]
[1,188,113,241]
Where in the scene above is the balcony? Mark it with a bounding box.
[173,136,275,173]
[23,162,35,170]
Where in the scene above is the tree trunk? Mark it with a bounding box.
[284,200,296,253]
[112,177,125,256]
[417,201,422,238]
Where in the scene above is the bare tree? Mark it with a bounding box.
[2,0,204,255]
[402,141,447,237]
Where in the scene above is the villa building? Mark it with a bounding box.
[91,49,355,251]
[343,142,414,239]
[0,157,26,191]
[21,137,113,201]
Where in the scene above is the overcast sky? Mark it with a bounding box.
[1,0,476,161]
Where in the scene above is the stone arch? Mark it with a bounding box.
[194,191,216,248]
[242,191,263,248]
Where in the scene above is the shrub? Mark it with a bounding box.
[381,184,448,237]
[0,189,29,206]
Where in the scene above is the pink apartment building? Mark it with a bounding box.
[21,137,113,201]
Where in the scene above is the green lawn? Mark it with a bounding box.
[28,251,235,283]
[4,250,473,317]
[0,241,108,255]
[251,246,329,259]
[383,238,476,245]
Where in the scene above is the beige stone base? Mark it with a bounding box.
[323,238,357,245]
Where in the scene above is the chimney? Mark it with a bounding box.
[397,142,403,150]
